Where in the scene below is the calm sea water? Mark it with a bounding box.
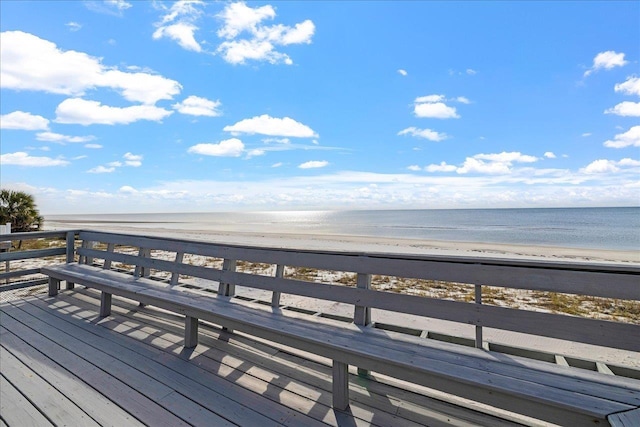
[48,207,640,251]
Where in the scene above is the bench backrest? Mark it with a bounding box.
[73,230,640,352]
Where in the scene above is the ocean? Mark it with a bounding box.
[47,207,640,251]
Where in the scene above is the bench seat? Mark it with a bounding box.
[43,262,640,426]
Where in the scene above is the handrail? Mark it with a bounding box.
[0,230,80,292]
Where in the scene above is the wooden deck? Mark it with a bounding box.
[0,288,530,427]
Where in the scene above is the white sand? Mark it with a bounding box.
[45,220,640,264]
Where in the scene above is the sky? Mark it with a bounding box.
[1,0,639,215]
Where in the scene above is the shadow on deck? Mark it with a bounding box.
[0,288,527,427]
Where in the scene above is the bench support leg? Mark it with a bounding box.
[48,277,60,296]
[100,292,112,317]
[332,360,349,410]
[66,281,75,290]
[185,316,198,348]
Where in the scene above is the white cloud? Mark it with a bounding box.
[271,162,283,168]
[604,126,640,148]
[299,160,328,169]
[584,51,628,77]
[55,98,173,125]
[1,31,181,104]
[466,69,477,75]
[85,143,103,149]
[215,2,315,65]
[544,152,556,159]
[224,114,318,138]
[188,138,245,157]
[605,101,640,117]
[581,159,620,174]
[123,152,143,167]
[108,161,123,167]
[87,165,116,174]
[619,158,640,167]
[474,152,538,163]
[407,165,421,171]
[398,127,447,142]
[85,0,132,16]
[36,131,95,143]
[457,158,511,174]
[0,111,50,130]
[66,22,82,32]
[414,95,460,119]
[397,69,407,76]
[425,162,457,173]
[456,96,471,104]
[153,23,202,52]
[582,132,592,137]
[615,76,640,96]
[263,137,290,144]
[0,152,69,167]
[173,95,222,116]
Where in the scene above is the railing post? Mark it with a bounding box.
[65,231,75,263]
[354,273,371,326]
[218,258,237,297]
[170,252,184,286]
[354,272,371,377]
[475,284,483,349]
[272,264,284,307]
[134,248,151,278]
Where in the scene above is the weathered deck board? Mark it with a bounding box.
[0,289,532,427]
[0,373,53,427]
[0,327,144,427]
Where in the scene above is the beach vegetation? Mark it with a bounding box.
[0,189,44,233]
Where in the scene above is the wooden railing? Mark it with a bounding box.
[0,230,78,292]
[70,230,640,352]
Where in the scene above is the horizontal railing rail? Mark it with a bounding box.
[0,230,79,292]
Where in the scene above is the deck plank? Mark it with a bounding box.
[0,374,53,427]
[1,303,193,427]
[10,297,326,427]
[0,346,100,427]
[0,326,146,427]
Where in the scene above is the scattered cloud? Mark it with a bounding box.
[85,0,132,16]
[173,95,222,116]
[271,162,283,168]
[466,69,477,75]
[457,157,512,174]
[581,159,620,174]
[224,114,318,138]
[474,152,538,163]
[1,31,182,104]
[299,160,328,169]
[0,152,69,167]
[397,69,407,76]
[604,126,640,148]
[123,152,143,167]
[66,22,82,32]
[413,94,460,119]
[36,131,96,143]
[425,162,457,172]
[85,144,103,149]
[153,0,204,52]
[188,138,245,157]
[615,76,640,96]
[456,96,471,104]
[87,165,116,173]
[263,137,290,144]
[407,165,421,171]
[604,101,640,117]
[0,111,50,130]
[215,1,315,65]
[398,126,447,142]
[582,132,592,137]
[544,152,556,159]
[584,51,628,77]
[55,98,173,125]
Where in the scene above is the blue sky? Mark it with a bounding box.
[1,1,639,214]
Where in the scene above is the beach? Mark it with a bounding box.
[44,219,640,264]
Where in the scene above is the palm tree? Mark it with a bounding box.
[0,189,44,232]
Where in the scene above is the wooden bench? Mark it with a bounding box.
[42,230,640,426]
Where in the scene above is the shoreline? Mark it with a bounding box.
[44,221,639,264]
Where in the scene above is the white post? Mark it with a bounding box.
[1,223,11,282]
